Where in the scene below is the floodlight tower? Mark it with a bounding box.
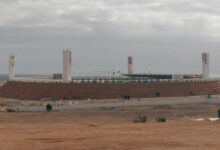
[128,56,134,74]
[8,55,15,80]
[63,49,72,82]
[202,52,210,78]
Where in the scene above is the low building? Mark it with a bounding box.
[53,73,62,80]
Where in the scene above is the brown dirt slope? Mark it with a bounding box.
[0,80,219,100]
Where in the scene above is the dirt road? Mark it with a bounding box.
[16,97,220,112]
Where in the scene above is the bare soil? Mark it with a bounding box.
[0,104,220,150]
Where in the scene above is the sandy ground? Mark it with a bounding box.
[0,104,220,150]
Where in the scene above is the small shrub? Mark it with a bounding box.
[133,116,147,123]
[156,117,166,122]
[51,97,56,102]
[218,108,220,118]
[88,123,97,127]
[46,104,52,112]
[6,109,15,112]
[123,96,131,100]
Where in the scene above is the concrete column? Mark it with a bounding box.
[202,53,210,78]
[63,49,72,83]
[8,55,15,80]
[128,56,134,74]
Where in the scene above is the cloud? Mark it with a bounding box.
[1,0,220,37]
[1,0,220,75]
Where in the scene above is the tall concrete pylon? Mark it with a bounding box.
[128,56,134,74]
[8,55,15,80]
[202,52,210,78]
[63,49,72,82]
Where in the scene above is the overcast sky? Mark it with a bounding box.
[1,0,220,75]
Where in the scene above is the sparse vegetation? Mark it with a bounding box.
[46,104,52,111]
[218,108,220,118]
[133,116,147,123]
[88,123,97,127]
[6,109,15,112]
[51,97,56,102]
[156,117,166,122]
[123,96,131,100]
[102,107,115,110]
[153,105,172,109]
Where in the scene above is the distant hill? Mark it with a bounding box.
[0,74,8,82]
